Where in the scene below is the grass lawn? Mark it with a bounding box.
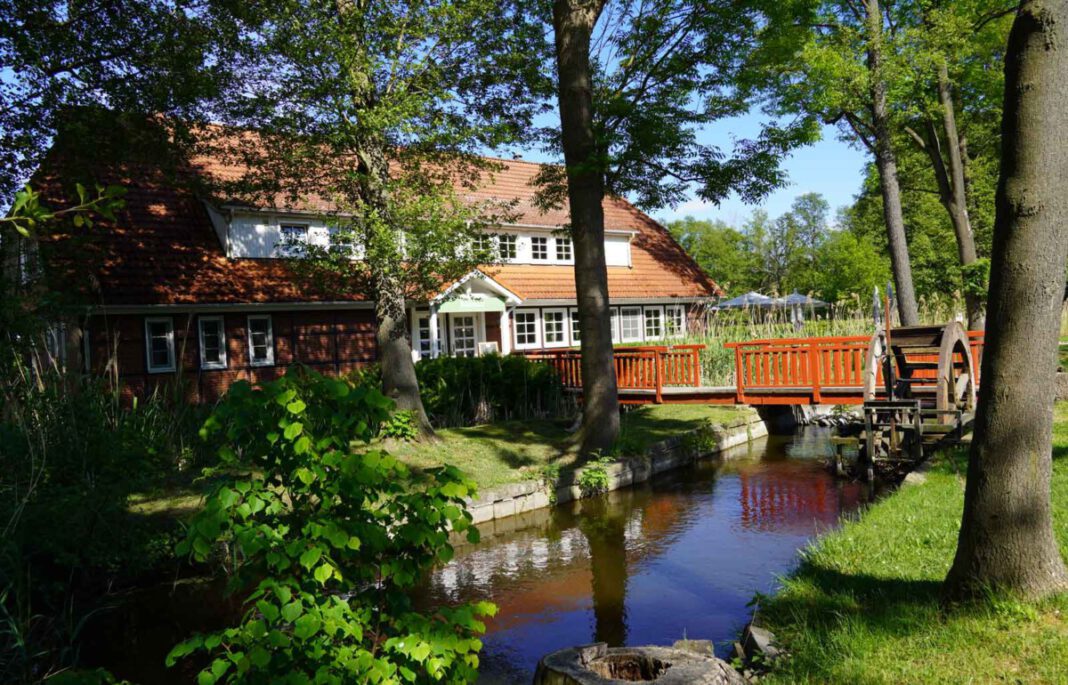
[1060,341,1067,371]
[759,401,1068,684]
[388,404,750,491]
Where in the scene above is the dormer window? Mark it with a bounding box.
[556,237,573,261]
[475,233,494,255]
[498,234,517,261]
[278,223,309,256]
[531,236,549,261]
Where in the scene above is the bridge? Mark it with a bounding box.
[527,327,985,409]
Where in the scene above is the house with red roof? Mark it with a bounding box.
[27,142,721,401]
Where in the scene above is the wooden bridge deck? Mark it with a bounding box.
[528,332,985,407]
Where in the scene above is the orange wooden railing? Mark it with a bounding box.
[525,331,985,405]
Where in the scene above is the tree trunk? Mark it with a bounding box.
[551,0,620,454]
[943,0,1068,602]
[865,0,920,326]
[358,140,435,438]
[922,63,985,329]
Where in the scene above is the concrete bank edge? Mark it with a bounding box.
[465,411,769,526]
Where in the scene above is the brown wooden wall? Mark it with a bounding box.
[86,309,378,403]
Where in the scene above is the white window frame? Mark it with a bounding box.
[555,237,573,262]
[413,311,445,359]
[665,304,687,338]
[531,236,549,261]
[198,315,228,370]
[498,234,518,261]
[449,313,480,358]
[247,314,275,367]
[513,310,541,350]
[620,307,644,343]
[277,223,310,257]
[145,317,176,373]
[610,307,621,344]
[568,308,581,346]
[644,305,665,341]
[542,307,568,348]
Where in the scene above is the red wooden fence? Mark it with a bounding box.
[525,331,985,406]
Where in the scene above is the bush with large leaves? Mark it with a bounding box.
[168,369,493,684]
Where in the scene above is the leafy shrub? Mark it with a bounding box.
[168,369,494,684]
[381,410,419,441]
[0,363,207,682]
[415,354,569,428]
[577,455,616,497]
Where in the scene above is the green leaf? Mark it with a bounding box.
[299,547,322,570]
[249,646,270,668]
[293,613,321,640]
[281,601,303,624]
[295,467,315,485]
[284,422,303,440]
[286,399,307,415]
[294,435,312,455]
[166,636,203,666]
[314,562,333,585]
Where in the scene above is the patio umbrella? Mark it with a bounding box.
[780,291,827,307]
[715,291,776,309]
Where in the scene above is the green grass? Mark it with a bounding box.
[388,404,751,491]
[759,402,1068,684]
[1059,341,1067,372]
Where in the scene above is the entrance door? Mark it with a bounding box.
[450,315,478,357]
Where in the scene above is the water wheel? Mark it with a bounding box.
[863,321,976,413]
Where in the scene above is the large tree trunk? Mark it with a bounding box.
[920,63,985,329]
[943,0,1068,602]
[551,0,620,454]
[359,141,435,438]
[865,0,920,326]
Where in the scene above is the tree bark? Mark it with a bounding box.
[358,139,435,438]
[943,0,1068,602]
[551,0,620,454]
[920,63,985,329]
[865,0,920,326]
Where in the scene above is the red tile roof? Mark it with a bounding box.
[40,144,721,307]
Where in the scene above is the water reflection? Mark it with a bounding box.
[417,428,872,684]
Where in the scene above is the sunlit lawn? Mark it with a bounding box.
[760,402,1068,684]
[388,404,751,491]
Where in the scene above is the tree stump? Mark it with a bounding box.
[532,642,745,685]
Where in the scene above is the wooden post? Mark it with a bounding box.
[654,349,663,404]
[809,341,822,404]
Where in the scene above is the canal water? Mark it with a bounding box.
[87,427,872,683]
[415,427,873,683]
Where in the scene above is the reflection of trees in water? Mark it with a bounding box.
[576,496,630,647]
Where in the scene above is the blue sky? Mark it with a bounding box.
[653,118,870,227]
[508,110,870,229]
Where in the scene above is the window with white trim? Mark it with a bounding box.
[531,236,549,261]
[514,310,540,349]
[543,308,567,347]
[474,233,494,255]
[665,305,687,337]
[247,315,275,366]
[145,317,176,373]
[556,237,573,261]
[498,234,517,261]
[415,313,444,358]
[278,223,309,256]
[644,306,664,340]
[199,316,227,370]
[569,309,581,345]
[620,307,643,343]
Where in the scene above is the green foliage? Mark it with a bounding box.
[412,354,569,428]
[0,367,206,683]
[577,455,616,497]
[169,369,494,684]
[961,258,991,299]
[667,192,889,302]
[535,1,815,212]
[1,184,126,239]
[381,410,419,442]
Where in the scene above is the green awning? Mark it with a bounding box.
[437,296,506,314]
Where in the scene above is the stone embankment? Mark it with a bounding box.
[465,410,768,525]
